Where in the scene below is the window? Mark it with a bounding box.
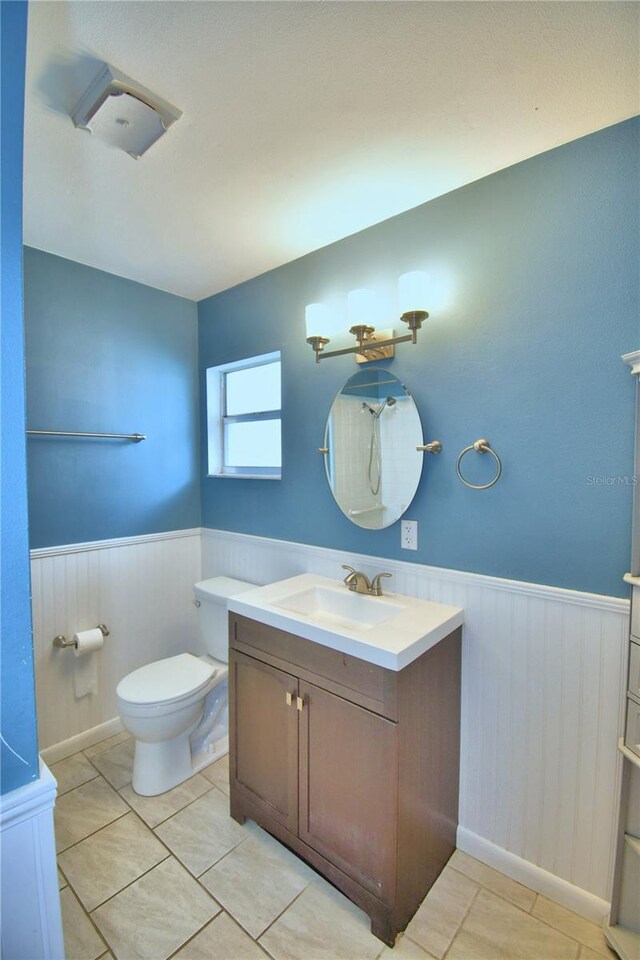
[206,352,281,479]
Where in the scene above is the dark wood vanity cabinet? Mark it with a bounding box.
[229,613,461,947]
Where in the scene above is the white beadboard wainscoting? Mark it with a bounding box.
[201,527,630,919]
[31,525,630,922]
[31,529,201,754]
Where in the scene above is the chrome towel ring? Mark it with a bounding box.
[456,438,502,490]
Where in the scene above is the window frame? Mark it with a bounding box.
[206,351,282,480]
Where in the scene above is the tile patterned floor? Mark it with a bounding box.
[52,738,616,960]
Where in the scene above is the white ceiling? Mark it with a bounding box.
[24,1,639,302]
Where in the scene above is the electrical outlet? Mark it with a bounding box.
[401,520,418,550]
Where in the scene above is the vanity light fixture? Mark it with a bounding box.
[306,271,429,364]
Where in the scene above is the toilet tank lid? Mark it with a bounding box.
[193,576,255,603]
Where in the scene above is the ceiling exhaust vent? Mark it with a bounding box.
[71,64,182,159]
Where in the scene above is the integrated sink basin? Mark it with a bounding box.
[272,585,404,631]
[227,573,464,671]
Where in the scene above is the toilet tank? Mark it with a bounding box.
[193,576,255,661]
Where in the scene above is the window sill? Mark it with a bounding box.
[207,473,281,481]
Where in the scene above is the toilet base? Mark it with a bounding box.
[192,734,228,775]
[131,732,229,796]
[132,730,195,796]
[130,675,229,796]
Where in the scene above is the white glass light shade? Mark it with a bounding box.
[398,271,429,315]
[305,303,332,339]
[347,289,376,327]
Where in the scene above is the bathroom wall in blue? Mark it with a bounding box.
[199,118,640,598]
[24,248,200,548]
[1,0,40,793]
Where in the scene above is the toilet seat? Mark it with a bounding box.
[117,653,216,707]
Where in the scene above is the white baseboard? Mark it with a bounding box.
[457,827,610,925]
[0,761,64,959]
[40,716,124,765]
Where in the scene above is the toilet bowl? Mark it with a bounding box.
[116,576,254,796]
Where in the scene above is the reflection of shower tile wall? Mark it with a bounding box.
[380,398,421,520]
[332,396,380,518]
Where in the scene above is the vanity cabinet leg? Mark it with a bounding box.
[230,794,247,825]
[370,911,397,949]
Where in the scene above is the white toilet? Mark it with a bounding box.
[116,576,254,796]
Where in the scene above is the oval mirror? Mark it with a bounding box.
[323,369,424,529]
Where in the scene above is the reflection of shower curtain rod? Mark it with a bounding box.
[341,378,399,391]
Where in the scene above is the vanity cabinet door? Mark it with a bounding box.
[230,650,299,834]
[298,680,399,902]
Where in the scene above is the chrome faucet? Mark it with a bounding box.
[342,565,392,596]
[369,571,393,596]
[342,565,371,594]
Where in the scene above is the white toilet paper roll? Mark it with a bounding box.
[73,628,103,698]
[73,628,104,656]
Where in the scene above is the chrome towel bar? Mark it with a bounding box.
[27,430,146,442]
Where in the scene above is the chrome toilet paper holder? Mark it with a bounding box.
[53,624,110,649]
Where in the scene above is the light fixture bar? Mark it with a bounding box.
[311,332,414,363]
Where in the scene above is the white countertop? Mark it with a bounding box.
[228,573,464,671]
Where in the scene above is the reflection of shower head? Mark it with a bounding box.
[362,396,397,418]
[373,396,396,418]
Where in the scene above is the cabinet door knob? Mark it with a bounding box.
[285,692,293,707]
[296,696,304,712]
